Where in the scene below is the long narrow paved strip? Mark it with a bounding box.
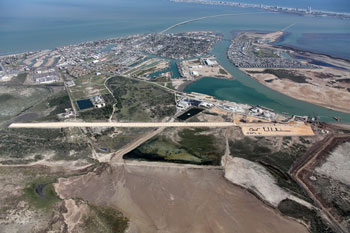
[9,122,237,129]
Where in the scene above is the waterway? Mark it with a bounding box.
[145,53,183,78]
[184,38,350,122]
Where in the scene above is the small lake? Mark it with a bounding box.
[177,108,204,121]
[77,99,94,110]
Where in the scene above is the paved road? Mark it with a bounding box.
[160,12,273,34]
[111,126,169,163]
[113,160,223,170]
[9,121,237,129]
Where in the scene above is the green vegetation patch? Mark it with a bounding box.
[107,76,176,122]
[264,69,309,83]
[48,92,71,112]
[278,199,335,233]
[310,174,350,220]
[93,128,152,152]
[178,128,223,164]
[151,76,170,83]
[0,85,51,122]
[6,73,28,85]
[219,68,228,75]
[80,104,113,121]
[40,91,72,121]
[0,128,92,164]
[128,136,201,163]
[0,93,14,103]
[83,205,128,233]
[79,93,116,120]
[1,167,70,210]
[125,128,224,165]
[68,75,110,101]
[252,48,279,58]
[22,181,61,210]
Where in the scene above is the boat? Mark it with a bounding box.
[333,116,341,121]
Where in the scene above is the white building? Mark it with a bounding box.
[199,102,214,108]
[177,100,190,109]
[66,80,75,87]
[191,71,200,77]
[205,59,216,66]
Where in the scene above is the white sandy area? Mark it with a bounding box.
[225,157,313,208]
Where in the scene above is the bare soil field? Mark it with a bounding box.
[55,164,309,233]
[180,58,232,80]
[240,123,314,136]
[243,66,350,114]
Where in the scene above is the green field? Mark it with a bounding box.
[107,76,176,122]
[22,180,61,210]
[92,127,152,152]
[247,69,309,84]
[278,199,336,233]
[83,205,129,233]
[124,128,225,165]
[252,47,279,58]
[68,75,110,101]
[0,85,52,123]
[0,127,92,164]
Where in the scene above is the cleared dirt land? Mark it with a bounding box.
[241,123,314,136]
[55,164,309,233]
[244,66,350,114]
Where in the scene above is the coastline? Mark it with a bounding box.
[274,44,350,63]
[241,70,350,114]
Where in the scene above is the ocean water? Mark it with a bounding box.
[0,0,349,58]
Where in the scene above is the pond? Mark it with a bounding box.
[77,99,94,110]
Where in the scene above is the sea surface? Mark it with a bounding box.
[1,0,349,58]
[1,0,350,121]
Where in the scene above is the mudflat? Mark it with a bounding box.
[55,164,308,233]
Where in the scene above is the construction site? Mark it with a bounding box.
[179,57,232,80]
